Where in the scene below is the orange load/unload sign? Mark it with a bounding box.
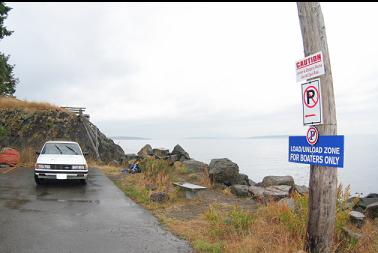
[0,148,20,167]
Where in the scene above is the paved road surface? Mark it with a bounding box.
[0,167,191,253]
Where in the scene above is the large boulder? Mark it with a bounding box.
[230,185,250,197]
[248,185,266,199]
[263,185,291,200]
[355,197,378,210]
[171,144,190,161]
[261,176,295,187]
[125,153,139,161]
[169,154,180,162]
[366,193,378,198]
[208,158,239,186]
[366,202,378,219]
[235,173,250,186]
[248,179,257,186]
[182,159,208,173]
[137,144,153,158]
[289,184,309,196]
[152,148,170,159]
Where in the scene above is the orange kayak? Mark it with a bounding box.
[0,148,20,167]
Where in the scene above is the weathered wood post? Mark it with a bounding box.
[297,2,338,253]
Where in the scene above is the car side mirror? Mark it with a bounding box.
[35,151,40,155]
[83,151,89,156]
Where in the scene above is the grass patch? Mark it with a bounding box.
[0,96,64,112]
[123,185,150,205]
[98,162,378,253]
[193,240,223,253]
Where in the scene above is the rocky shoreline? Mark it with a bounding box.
[124,143,378,237]
[125,144,309,201]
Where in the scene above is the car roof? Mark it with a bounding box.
[45,141,79,144]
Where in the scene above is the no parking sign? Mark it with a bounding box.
[302,79,322,125]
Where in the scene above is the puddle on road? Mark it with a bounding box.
[36,198,100,204]
[3,198,30,209]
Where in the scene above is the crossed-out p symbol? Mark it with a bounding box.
[306,126,319,145]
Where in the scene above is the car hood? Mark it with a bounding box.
[36,154,87,165]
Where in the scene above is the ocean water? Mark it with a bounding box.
[114,135,378,195]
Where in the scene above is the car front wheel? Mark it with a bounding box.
[34,175,44,185]
[80,179,87,185]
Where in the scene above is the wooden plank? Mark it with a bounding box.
[173,182,207,190]
[297,3,338,253]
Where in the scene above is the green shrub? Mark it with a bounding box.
[193,240,223,253]
[119,183,149,205]
[0,125,8,139]
[226,206,254,233]
[205,204,222,224]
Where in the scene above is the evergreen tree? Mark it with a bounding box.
[0,2,18,96]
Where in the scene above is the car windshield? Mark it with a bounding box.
[41,143,82,155]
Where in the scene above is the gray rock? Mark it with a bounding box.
[366,202,378,219]
[137,144,153,158]
[356,197,378,210]
[171,144,190,161]
[169,154,180,162]
[150,192,169,203]
[349,211,365,228]
[341,227,363,241]
[263,185,291,200]
[366,193,378,198]
[208,158,239,185]
[182,159,208,172]
[289,184,309,196]
[152,148,170,159]
[248,179,257,186]
[125,153,139,161]
[235,173,249,186]
[278,198,295,210]
[230,185,250,197]
[261,176,294,187]
[248,185,266,199]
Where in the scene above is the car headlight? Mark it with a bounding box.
[72,165,86,170]
[36,164,50,169]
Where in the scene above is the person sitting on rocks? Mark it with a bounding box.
[129,161,141,174]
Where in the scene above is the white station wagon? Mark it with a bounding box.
[34,141,89,185]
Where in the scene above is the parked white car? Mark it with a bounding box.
[34,141,89,185]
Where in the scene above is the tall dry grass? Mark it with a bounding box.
[18,146,38,167]
[0,96,64,112]
[140,158,175,191]
[167,188,378,253]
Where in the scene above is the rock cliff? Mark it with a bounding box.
[0,101,125,163]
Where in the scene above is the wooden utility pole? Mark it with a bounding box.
[297,3,338,253]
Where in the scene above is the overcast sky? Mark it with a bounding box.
[2,3,378,138]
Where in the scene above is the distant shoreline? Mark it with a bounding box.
[111,137,150,140]
[112,135,290,140]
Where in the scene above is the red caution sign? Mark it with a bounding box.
[302,79,322,125]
